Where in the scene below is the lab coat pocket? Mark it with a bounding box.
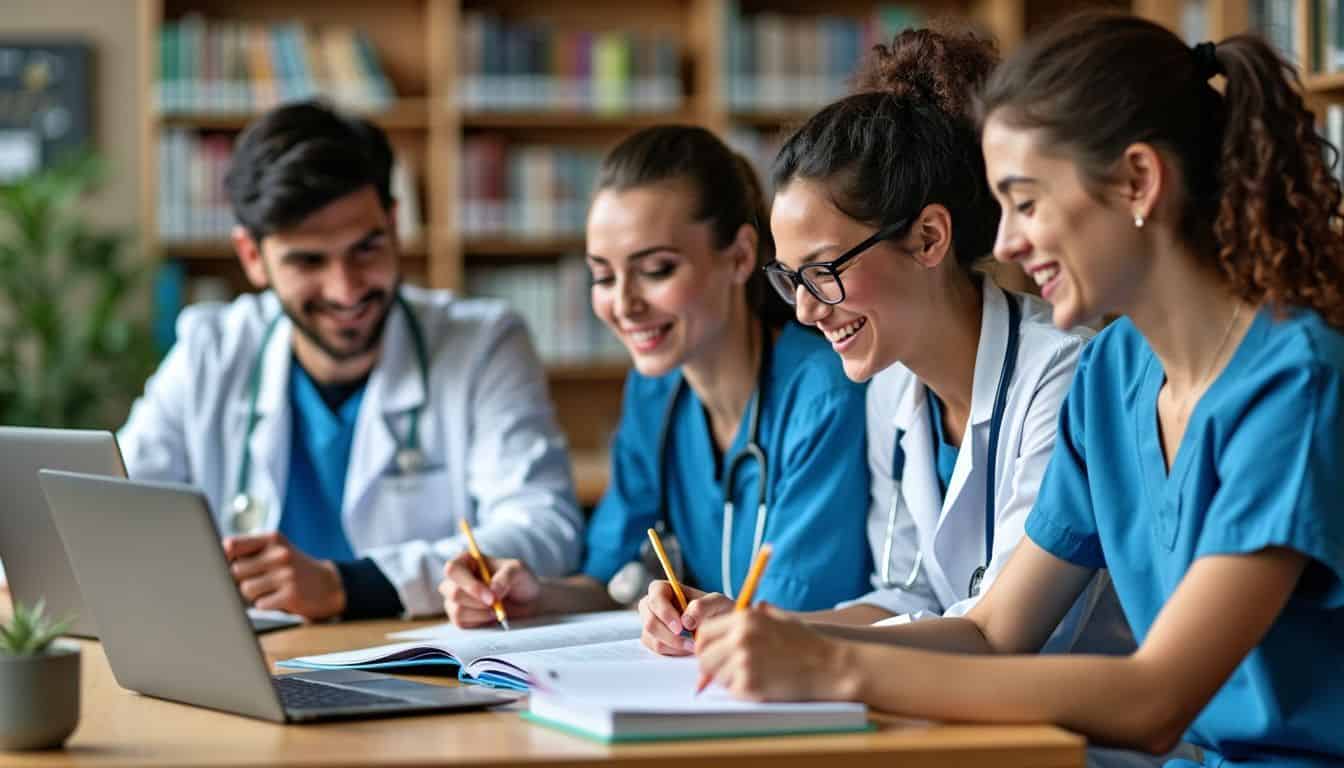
[359,466,456,549]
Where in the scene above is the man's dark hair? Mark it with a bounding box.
[225,101,394,241]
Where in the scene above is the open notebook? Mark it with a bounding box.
[278,611,645,690]
[525,657,870,742]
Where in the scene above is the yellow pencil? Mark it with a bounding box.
[696,543,773,694]
[647,528,689,612]
[458,518,510,631]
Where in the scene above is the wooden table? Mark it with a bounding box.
[3,619,1085,767]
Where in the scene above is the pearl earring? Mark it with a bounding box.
[1134,215,1145,229]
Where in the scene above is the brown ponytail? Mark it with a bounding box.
[979,12,1344,329]
[596,125,792,327]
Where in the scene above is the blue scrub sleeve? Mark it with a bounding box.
[1025,349,1107,570]
[752,386,874,611]
[1194,362,1344,609]
[581,375,663,584]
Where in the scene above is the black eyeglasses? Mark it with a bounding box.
[763,219,911,306]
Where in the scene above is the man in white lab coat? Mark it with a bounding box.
[119,102,582,620]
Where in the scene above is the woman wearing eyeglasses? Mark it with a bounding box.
[639,28,1134,662]
[438,125,874,627]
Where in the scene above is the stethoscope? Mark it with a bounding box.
[655,321,771,599]
[877,288,1021,598]
[227,293,431,535]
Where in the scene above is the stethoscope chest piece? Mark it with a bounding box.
[395,447,426,476]
[229,493,266,535]
[968,565,986,598]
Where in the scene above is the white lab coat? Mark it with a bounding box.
[118,285,583,616]
[839,279,1134,655]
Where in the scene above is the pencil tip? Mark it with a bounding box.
[499,617,511,631]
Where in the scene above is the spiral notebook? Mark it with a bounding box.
[524,657,871,743]
[278,611,645,690]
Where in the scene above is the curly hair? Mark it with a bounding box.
[852,25,998,125]
[773,27,1001,270]
[979,11,1344,329]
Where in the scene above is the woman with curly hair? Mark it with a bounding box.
[691,12,1344,766]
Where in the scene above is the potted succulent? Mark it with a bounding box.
[0,600,78,750]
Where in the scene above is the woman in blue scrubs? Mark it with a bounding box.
[692,14,1344,766]
[438,126,872,624]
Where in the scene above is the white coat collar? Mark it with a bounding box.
[968,278,1014,429]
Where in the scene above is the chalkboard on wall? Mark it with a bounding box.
[0,41,92,182]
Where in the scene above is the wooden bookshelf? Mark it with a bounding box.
[137,0,1203,507]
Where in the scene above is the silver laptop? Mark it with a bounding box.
[38,470,519,722]
[0,427,299,637]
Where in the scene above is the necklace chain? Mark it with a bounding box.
[1175,301,1244,425]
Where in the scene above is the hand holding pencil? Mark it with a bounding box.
[695,543,772,694]
[639,530,734,656]
[454,516,510,632]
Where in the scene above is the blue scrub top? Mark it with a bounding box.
[1027,308,1344,766]
[925,389,959,498]
[583,322,873,610]
[280,359,363,563]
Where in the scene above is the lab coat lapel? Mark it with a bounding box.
[933,281,1011,583]
[894,383,941,545]
[344,301,426,522]
[246,316,295,531]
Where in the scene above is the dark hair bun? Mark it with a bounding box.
[853,26,999,121]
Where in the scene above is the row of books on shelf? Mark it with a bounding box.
[468,258,626,365]
[723,2,919,111]
[1312,0,1344,74]
[456,13,681,113]
[157,128,421,244]
[459,137,603,238]
[156,16,395,115]
[1251,0,1301,65]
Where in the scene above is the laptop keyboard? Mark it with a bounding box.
[273,676,406,710]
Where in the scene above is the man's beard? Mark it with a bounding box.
[280,282,399,363]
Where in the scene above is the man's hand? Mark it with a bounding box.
[223,532,345,620]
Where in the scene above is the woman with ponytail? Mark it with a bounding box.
[690,13,1344,766]
[439,125,872,623]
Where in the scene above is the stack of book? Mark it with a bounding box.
[157,128,422,244]
[466,257,627,365]
[723,3,920,112]
[459,136,603,239]
[456,13,681,113]
[155,15,396,115]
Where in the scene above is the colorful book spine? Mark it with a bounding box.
[155,18,396,114]
[459,137,602,239]
[457,13,681,113]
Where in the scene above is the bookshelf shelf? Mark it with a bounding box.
[729,110,815,128]
[546,361,628,382]
[1306,72,1344,95]
[571,450,610,508]
[460,111,699,130]
[464,236,586,256]
[161,240,430,260]
[159,98,432,131]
